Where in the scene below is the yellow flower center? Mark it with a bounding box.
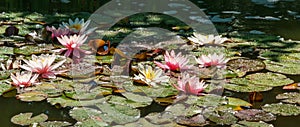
[145,70,155,80]
[70,24,82,30]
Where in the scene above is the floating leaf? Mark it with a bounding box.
[227,97,252,107]
[11,113,48,126]
[39,121,72,127]
[234,109,276,122]
[145,112,176,125]
[264,60,300,75]
[175,114,209,127]
[0,80,12,96]
[0,70,11,80]
[96,103,140,124]
[16,91,47,102]
[107,93,152,108]
[246,72,293,87]
[14,45,53,55]
[47,96,106,107]
[227,58,265,77]
[204,110,238,125]
[276,92,300,105]
[70,107,103,122]
[74,119,109,127]
[114,117,177,127]
[224,78,272,92]
[262,103,300,116]
[0,47,14,55]
[186,94,227,107]
[233,121,274,127]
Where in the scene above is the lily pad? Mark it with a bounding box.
[175,114,209,127]
[47,96,106,107]
[96,103,140,124]
[16,91,47,102]
[107,93,152,108]
[233,121,274,127]
[11,113,48,126]
[224,78,273,92]
[0,80,12,96]
[0,47,14,55]
[276,92,300,105]
[39,121,72,127]
[113,117,178,127]
[227,97,252,107]
[0,70,11,80]
[264,60,300,75]
[262,103,300,116]
[227,58,265,77]
[186,94,227,107]
[14,44,53,55]
[70,107,103,122]
[204,110,238,125]
[234,109,276,122]
[74,119,109,127]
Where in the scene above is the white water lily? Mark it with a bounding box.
[195,53,229,68]
[134,64,169,87]
[59,18,96,35]
[188,32,229,45]
[11,71,39,88]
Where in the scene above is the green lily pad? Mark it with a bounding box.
[0,54,9,62]
[224,78,273,92]
[0,47,14,55]
[11,113,48,126]
[0,80,12,96]
[227,58,265,77]
[14,44,54,55]
[224,72,292,92]
[96,55,114,64]
[70,107,103,122]
[145,112,177,125]
[39,121,72,127]
[65,84,111,100]
[192,46,227,57]
[32,83,63,97]
[204,110,238,125]
[175,114,210,127]
[139,85,178,98]
[0,70,11,80]
[74,119,109,127]
[262,103,300,116]
[186,94,227,107]
[264,60,300,75]
[96,103,140,124]
[234,109,276,122]
[107,93,152,108]
[232,121,274,127]
[227,97,252,107]
[113,117,178,127]
[246,72,293,87]
[47,96,106,107]
[16,91,47,102]
[276,92,300,105]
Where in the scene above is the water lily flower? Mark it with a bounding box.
[59,18,96,35]
[195,53,229,68]
[134,64,169,87]
[173,73,207,96]
[188,32,229,45]
[154,50,191,71]
[46,26,70,40]
[11,71,39,88]
[20,54,66,78]
[57,34,91,59]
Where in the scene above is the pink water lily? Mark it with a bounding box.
[173,73,207,96]
[154,50,191,71]
[195,53,229,68]
[11,71,39,88]
[46,26,70,40]
[57,34,91,59]
[20,54,66,78]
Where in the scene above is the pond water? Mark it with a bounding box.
[1,0,300,126]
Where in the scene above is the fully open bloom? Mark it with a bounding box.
[154,50,191,71]
[134,64,169,87]
[188,32,229,45]
[57,34,91,58]
[20,54,66,78]
[11,71,39,88]
[195,53,229,68]
[59,18,96,35]
[46,26,70,40]
[173,73,207,96]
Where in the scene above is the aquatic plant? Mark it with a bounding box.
[195,53,228,68]
[133,64,169,87]
[154,50,191,71]
[173,73,207,96]
[59,18,96,35]
[20,54,66,78]
[46,26,70,40]
[11,71,39,89]
[56,34,91,60]
[188,32,229,45]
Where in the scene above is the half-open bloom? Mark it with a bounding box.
[46,26,70,40]
[57,34,91,58]
[154,50,191,71]
[59,18,96,35]
[173,73,207,96]
[134,64,169,87]
[20,54,66,78]
[11,71,39,88]
[188,32,229,45]
[195,53,229,68]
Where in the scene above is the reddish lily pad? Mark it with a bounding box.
[234,109,276,122]
[11,113,48,126]
[227,58,265,77]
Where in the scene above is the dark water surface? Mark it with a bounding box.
[1,0,300,126]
